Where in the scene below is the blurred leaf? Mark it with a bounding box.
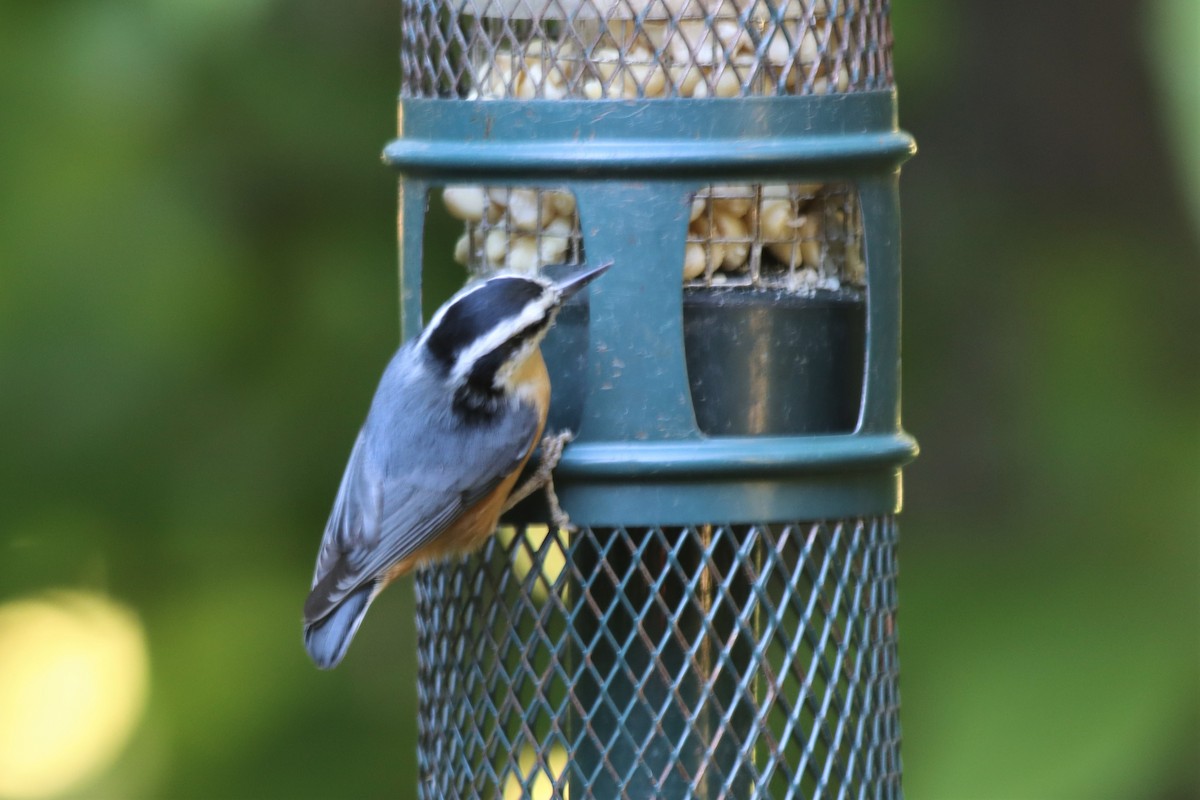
[1149,0,1200,241]
[1,0,1197,797]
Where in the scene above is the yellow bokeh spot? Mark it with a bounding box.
[0,592,148,799]
[502,745,569,800]
[497,525,569,604]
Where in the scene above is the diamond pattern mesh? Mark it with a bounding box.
[402,0,893,99]
[415,516,901,798]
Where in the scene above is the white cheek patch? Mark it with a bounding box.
[450,295,557,386]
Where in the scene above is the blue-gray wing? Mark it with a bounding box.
[303,399,539,626]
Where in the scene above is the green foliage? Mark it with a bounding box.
[0,0,1196,797]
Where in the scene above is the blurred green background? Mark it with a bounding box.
[0,0,1197,797]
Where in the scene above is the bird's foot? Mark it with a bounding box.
[538,430,576,532]
[502,430,576,533]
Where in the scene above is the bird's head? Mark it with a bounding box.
[419,264,610,413]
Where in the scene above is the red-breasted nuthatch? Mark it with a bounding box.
[303,264,609,669]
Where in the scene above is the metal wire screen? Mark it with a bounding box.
[684,182,864,290]
[402,0,894,99]
[440,183,865,293]
[415,516,901,798]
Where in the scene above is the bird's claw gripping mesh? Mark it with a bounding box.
[415,517,901,798]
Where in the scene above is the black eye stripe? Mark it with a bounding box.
[464,320,545,391]
[426,277,545,368]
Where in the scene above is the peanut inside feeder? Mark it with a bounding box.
[444,182,865,293]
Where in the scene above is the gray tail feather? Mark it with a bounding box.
[303,584,374,670]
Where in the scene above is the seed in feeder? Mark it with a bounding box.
[662,29,691,65]
[798,28,819,66]
[442,186,488,222]
[505,189,544,232]
[549,190,576,218]
[797,212,823,267]
[675,20,716,65]
[687,219,728,272]
[712,68,742,97]
[689,196,707,223]
[485,199,505,223]
[713,211,750,269]
[714,20,750,56]
[484,228,510,266]
[538,218,574,264]
[543,215,573,238]
[514,69,537,100]
[538,234,570,265]
[691,78,710,98]
[712,186,754,217]
[671,62,704,97]
[547,65,572,99]
[505,236,540,273]
[592,48,622,82]
[626,62,667,98]
[453,233,472,266]
[524,62,569,100]
[765,32,793,66]
[582,79,604,99]
[732,52,757,71]
[640,20,669,49]
[683,242,708,280]
[835,65,852,91]
[617,72,640,98]
[708,241,728,271]
[759,197,794,241]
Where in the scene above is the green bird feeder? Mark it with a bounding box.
[384,0,916,795]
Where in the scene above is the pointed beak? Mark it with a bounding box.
[554,262,612,303]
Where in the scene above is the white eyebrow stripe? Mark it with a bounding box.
[449,294,555,385]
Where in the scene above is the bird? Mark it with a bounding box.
[303,263,609,669]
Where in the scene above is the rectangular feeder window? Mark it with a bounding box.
[683,181,867,436]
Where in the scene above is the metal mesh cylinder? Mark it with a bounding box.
[417,518,900,798]
[401,0,894,99]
